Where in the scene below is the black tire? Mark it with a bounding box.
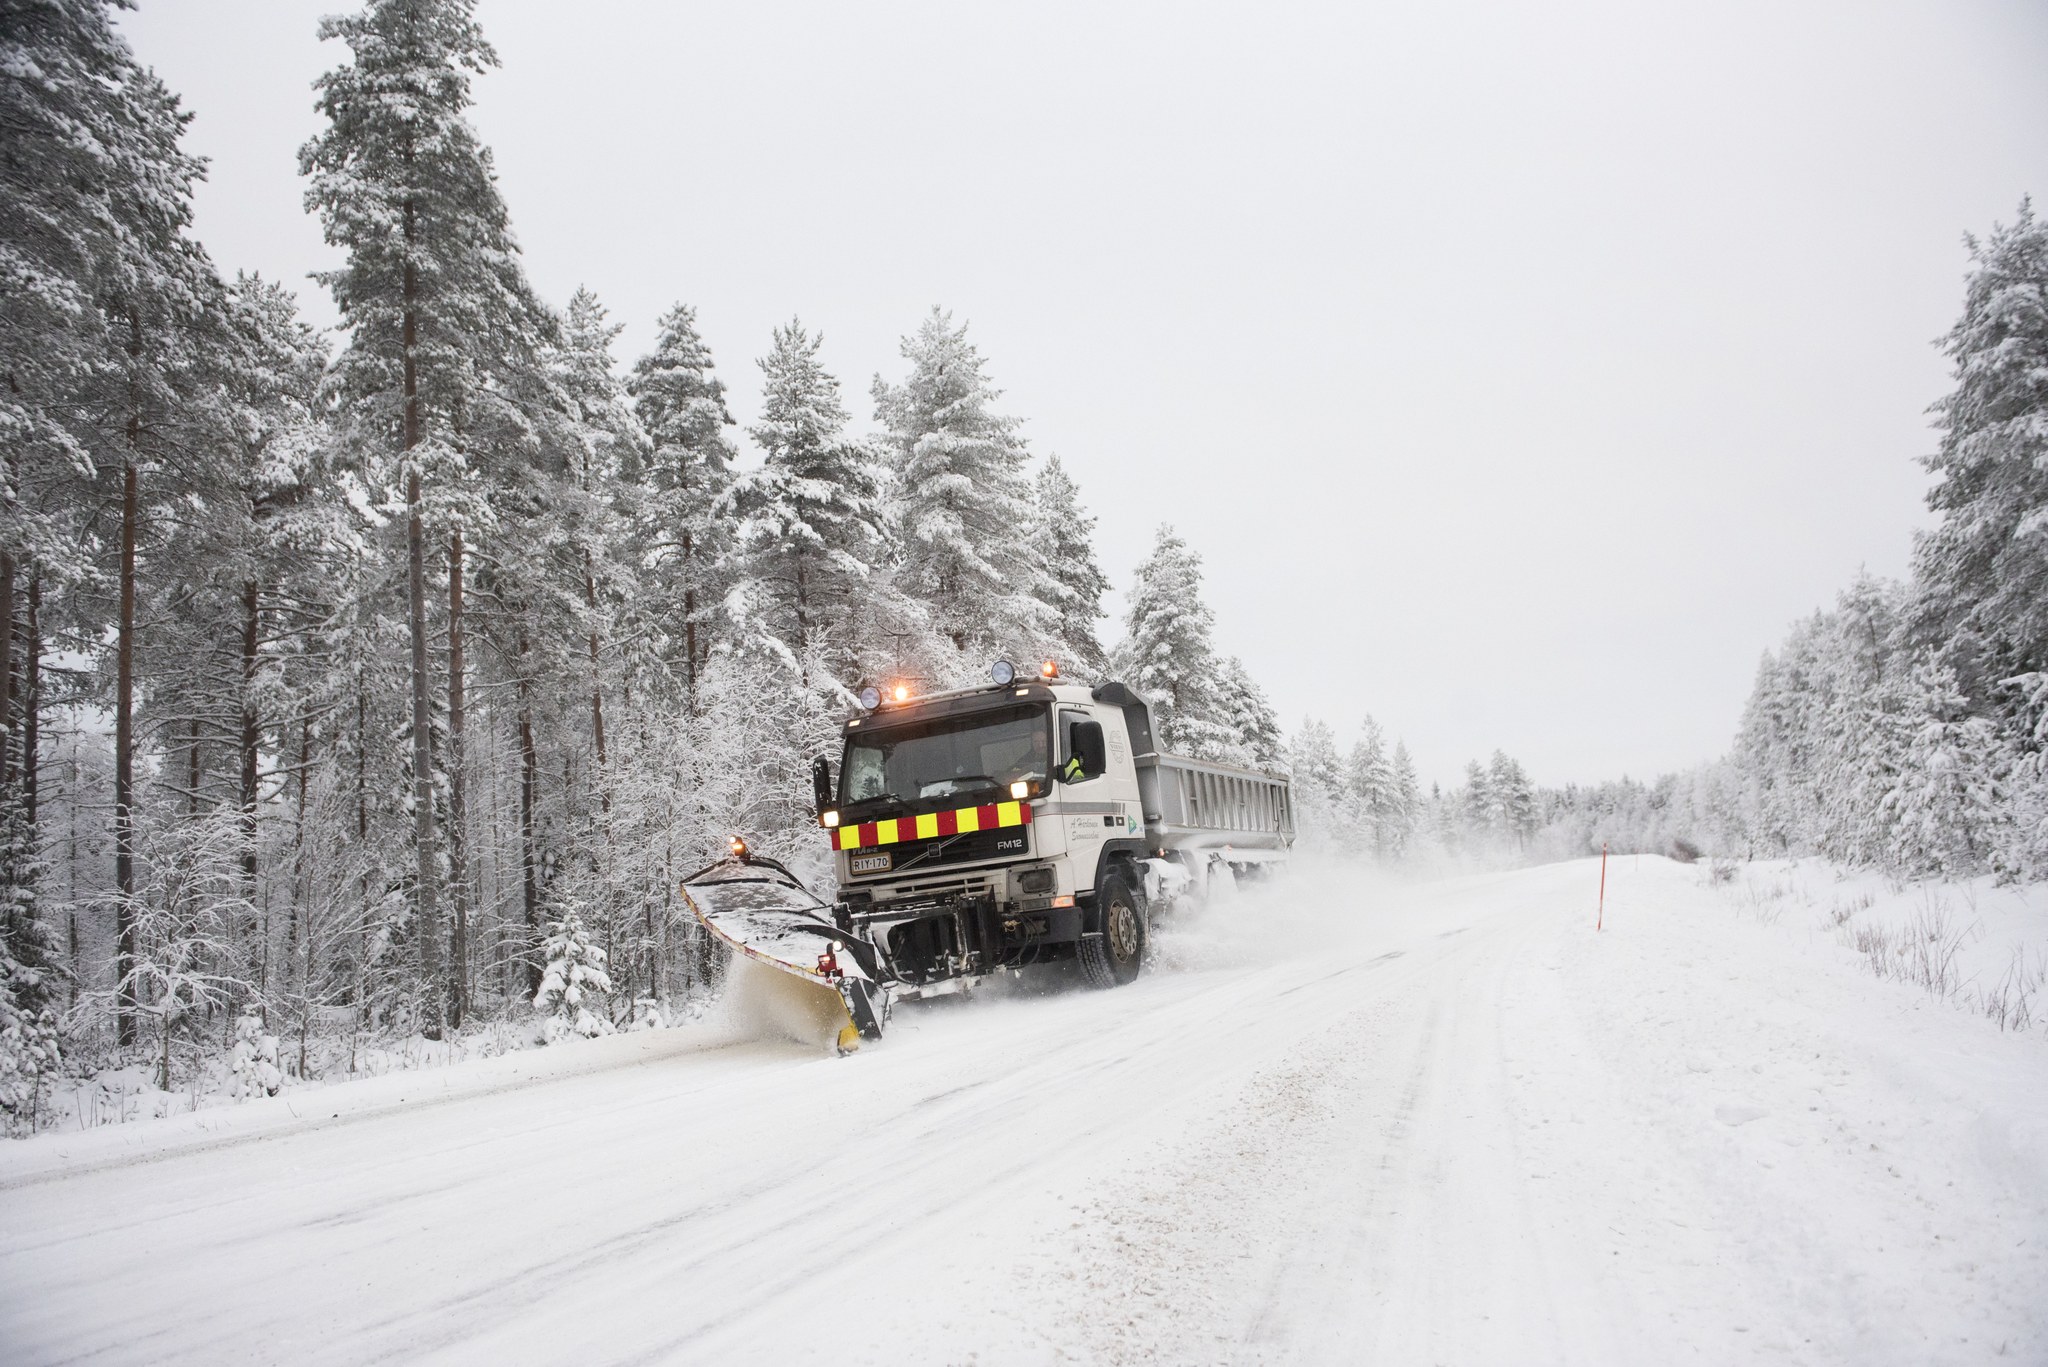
[1078,871,1146,989]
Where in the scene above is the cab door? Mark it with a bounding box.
[1057,705,1145,891]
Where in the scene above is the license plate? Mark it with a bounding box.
[850,852,893,874]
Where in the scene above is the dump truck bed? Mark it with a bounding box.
[1138,751,1294,853]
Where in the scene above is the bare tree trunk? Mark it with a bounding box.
[351,668,369,1071]
[488,711,509,1002]
[446,527,469,1026]
[401,198,443,1035]
[66,739,78,1004]
[115,309,141,1048]
[682,527,697,714]
[239,579,259,897]
[354,650,369,1003]
[585,552,607,801]
[23,571,38,829]
[287,716,310,1076]
[518,639,540,998]
[0,547,13,793]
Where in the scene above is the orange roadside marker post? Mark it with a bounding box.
[1597,841,1608,931]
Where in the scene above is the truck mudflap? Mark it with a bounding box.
[680,852,888,1052]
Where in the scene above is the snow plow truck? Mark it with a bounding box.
[680,659,1294,1051]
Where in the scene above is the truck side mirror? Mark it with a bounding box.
[1064,720,1107,783]
[810,755,834,815]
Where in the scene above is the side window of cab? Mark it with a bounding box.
[1060,710,1107,784]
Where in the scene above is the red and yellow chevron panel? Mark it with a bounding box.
[832,800,1032,852]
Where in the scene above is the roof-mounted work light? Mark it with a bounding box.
[990,659,1017,686]
[857,686,881,711]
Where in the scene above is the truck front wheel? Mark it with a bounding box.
[1078,872,1145,989]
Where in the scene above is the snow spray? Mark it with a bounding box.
[717,956,853,1053]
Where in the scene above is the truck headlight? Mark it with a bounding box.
[1017,867,1055,895]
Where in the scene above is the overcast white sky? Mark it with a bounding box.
[119,0,2048,788]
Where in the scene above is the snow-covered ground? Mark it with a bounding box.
[1,856,2043,1365]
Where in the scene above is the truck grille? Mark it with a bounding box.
[844,825,1029,878]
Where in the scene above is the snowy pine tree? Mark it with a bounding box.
[0,947,60,1134]
[1030,455,1111,673]
[873,309,1054,660]
[629,302,737,703]
[1489,752,1538,850]
[302,0,555,1028]
[1348,718,1397,857]
[725,319,888,693]
[1916,201,2048,694]
[534,905,614,1041]
[1881,662,2008,877]
[1114,525,1237,758]
[1387,742,1421,857]
[1215,656,1284,767]
[228,1008,283,1100]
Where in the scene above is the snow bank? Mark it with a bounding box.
[1705,858,2048,1032]
[0,1018,750,1190]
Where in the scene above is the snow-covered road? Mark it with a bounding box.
[3,858,2043,1365]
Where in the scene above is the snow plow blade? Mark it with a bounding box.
[680,851,887,1050]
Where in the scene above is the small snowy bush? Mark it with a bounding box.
[534,907,615,1043]
[0,958,62,1134]
[229,1010,283,1099]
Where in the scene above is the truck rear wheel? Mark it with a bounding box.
[1078,872,1145,989]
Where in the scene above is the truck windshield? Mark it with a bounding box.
[840,704,1049,810]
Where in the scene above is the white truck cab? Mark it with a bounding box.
[811,663,1292,995]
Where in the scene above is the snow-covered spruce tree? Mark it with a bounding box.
[1879,661,2010,878]
[302,0,555,1029]
[1114,525,1238,758]
[1387,741,1421,858]
[1916,201,2048,694]
[1994,672,2048,877]
[1460,761,1494,851]
[1029,455,1111,673]
[1215,656,1283,767]
[1347,718,1397,858]
[710,320,918,855]
[873,308,1056,662]
[0,945,61,1134]
[725,319,888,694]
[228,1008,282,1100]
[1285,719,1345,851]
[0,780,60,1133]
[629,302,737,706]
[1907,201,2048,879]
[1488,751,1538,851]
[533,904,614,1042]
